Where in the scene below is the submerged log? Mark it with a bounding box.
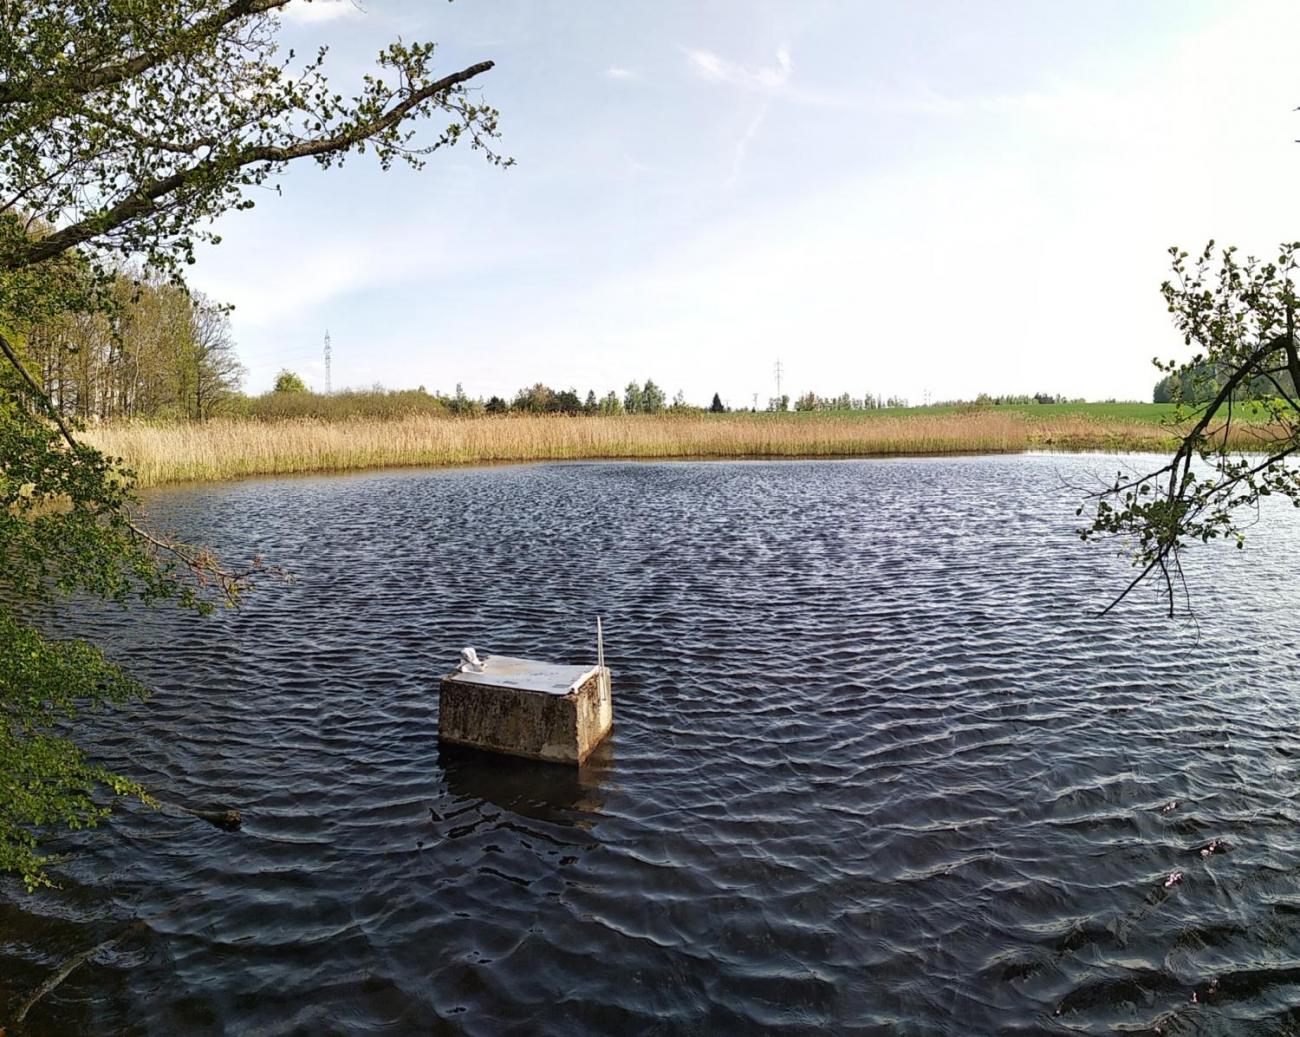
[157,800,242,831]
[13,921,146,1024]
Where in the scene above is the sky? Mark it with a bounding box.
[192,0,1300,406]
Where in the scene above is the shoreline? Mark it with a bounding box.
[80,410,1243,489]
[127,447,1189,493]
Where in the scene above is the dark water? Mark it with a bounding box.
[4,455,1300,1035]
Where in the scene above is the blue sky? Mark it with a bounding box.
[193,0,1300,405]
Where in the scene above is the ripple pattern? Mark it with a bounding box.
[3,455,1300,1035]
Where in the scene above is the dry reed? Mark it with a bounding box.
[81,411,1255,488]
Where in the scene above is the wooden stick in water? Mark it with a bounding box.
[13,921,146,1024]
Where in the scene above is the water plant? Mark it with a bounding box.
[78,408,1272,488]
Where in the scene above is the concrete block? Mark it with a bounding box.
[439,655,613,765]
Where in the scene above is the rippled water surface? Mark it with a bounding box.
[4,455,1300,1035]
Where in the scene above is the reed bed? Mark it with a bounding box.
[82,411,1250,488]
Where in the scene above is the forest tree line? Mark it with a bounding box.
[1153,363,1298,404]
[17,267,243,422]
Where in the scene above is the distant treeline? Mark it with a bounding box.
[964,392,1086,406]
[238,379,694,420]
[791,391,1087,410]
[11,248,1115,425]
[792,393,901,411]
[1153,363,1297,404]
[245,380,909,419]
[17,268,1112,425]
[233,380,1100,422]
[494,380,682,415]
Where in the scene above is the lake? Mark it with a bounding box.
[4,455,1300,1034]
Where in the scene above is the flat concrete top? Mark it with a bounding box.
[446,655,600,696]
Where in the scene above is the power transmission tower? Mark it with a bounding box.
[323,330,332,394]
[774,358,784,402]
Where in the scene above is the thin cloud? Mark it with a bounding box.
[683,45,859,111]
[726,105,768,190]
[686,62,1090,117]
[682,44,977,113]
[605,67,638,81]
[685,46,791,188]
[686,46,791,92]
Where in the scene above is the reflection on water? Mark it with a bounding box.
[3,455,1300,1034]
[438,741,613,827]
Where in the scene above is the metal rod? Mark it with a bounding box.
[596,616,606,701]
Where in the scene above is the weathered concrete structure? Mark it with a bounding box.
[438,655,613,765]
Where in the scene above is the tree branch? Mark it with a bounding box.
[1,60,495,272]
[0,325,79,448]
[1283,304,1300,399]
[13,921,147,1024]
[0,0,293,107]
[1098,550,1169,616]
[1162,336,1278,501]
[1,326,272,605]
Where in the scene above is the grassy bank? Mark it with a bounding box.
[78,405,1257,488]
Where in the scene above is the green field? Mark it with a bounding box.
[785,402,1179,423]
